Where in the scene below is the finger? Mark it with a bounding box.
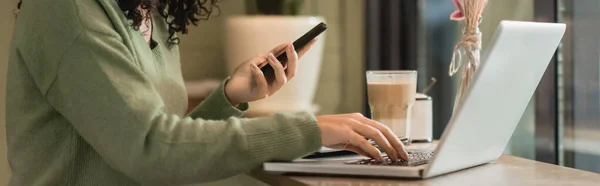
[297,38,317,58]
[251,55,269,68]
[285,44,298,80]
[348,132,383,161]
[250,64,268,98]
[351,113,409,160]
[267,53,287,88]
[257,61,268,69]
[270,43,289,56]
[344,144,372,158]
[347,118,399,161]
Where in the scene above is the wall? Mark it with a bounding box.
[180,0,365,114]
[299,0,365,114]
[0,0,18,184]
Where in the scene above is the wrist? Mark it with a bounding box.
[223,79,241,107]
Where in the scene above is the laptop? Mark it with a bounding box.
[263,20,566,179]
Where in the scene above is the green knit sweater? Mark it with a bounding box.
[5,0,321,185]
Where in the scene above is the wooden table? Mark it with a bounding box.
[251,142,600,186]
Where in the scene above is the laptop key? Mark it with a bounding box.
[345,151,434,166]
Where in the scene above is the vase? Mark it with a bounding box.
[225,16,326,116]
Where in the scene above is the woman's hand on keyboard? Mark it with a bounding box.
[316,113,409,162]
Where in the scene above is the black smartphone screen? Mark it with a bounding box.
[261,22,328,83]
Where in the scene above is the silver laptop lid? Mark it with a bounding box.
[423,21,565,178]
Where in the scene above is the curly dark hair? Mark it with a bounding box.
[17,0,219,46]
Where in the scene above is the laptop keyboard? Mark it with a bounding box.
[344,151,434,166]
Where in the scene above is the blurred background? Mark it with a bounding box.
[0,0,599,184]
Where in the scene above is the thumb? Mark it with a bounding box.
[251,55,270,68]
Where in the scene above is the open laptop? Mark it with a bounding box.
[263,20,566,179]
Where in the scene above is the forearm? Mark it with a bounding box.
[124,112,320,185]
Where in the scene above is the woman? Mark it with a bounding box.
[6,0,408,185]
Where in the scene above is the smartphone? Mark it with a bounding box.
[260,22,328,83]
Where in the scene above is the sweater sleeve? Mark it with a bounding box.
[186,79,249,120]
[45,32,321,185]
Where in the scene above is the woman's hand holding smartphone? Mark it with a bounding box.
[223,22,327,105]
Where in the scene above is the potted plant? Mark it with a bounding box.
[225,0,326,116]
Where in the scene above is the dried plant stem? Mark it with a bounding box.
[449,0,488,112]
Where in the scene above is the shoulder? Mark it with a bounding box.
[12,0,134,94]
[14,0,133,60]
[16,0,126,41]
